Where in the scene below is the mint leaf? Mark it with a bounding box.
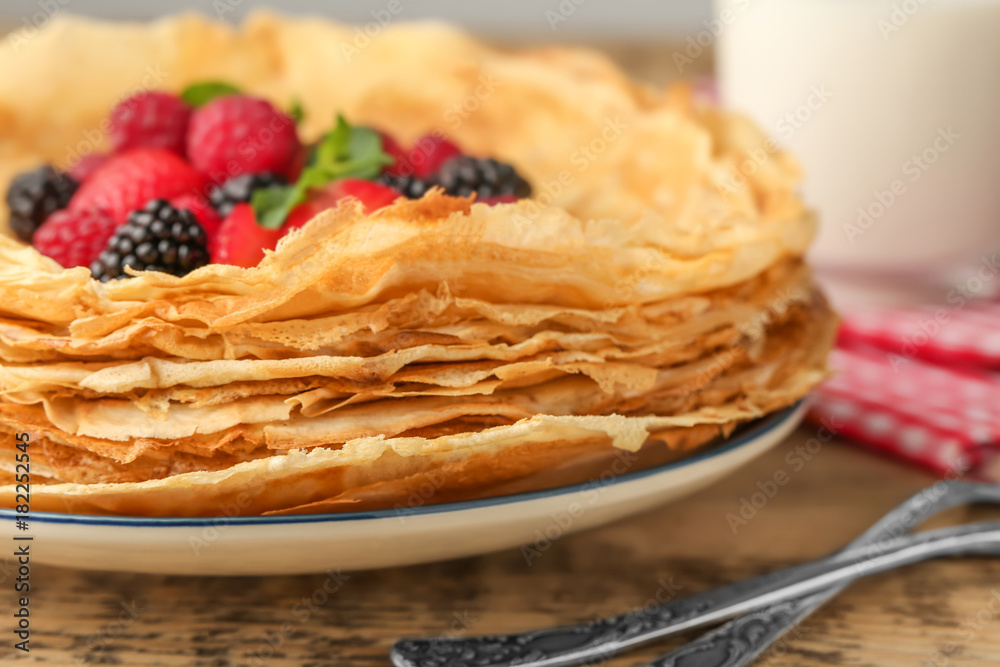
[181,81,242,107]
[252,115,394,229]
[289,98,305,125]
[316,115,352,166]
[251,185,298,230]
[343,126,394,178]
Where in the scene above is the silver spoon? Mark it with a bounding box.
[391,482,1000,667]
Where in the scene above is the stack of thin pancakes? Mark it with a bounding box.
[0,14,836,516]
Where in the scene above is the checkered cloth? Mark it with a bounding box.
[809,301,1000,480]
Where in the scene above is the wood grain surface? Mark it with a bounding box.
[3,431,999,667]
[1,36,998,667]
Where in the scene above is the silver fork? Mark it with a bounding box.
[390,481,1000,667]
[645,480,1000,667]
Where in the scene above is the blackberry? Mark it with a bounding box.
[376,172,434,200]
[5,165,78,243]
[209,172,287,218]
[431,156,531,199]
[90,200,209,282]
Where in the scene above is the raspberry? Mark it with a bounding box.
[5,165,78,243]
[478,195,519,206]
[32,207,117,269]
[169,193,222,238]
[407,135,462,178]
[68,153,110,183]
[109,91,192,156]
[187,96,300,182]
[69,148,204,223]
[380,131,410,176]
[91,200,209,281]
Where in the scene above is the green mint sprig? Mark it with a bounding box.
[251,115,393,230]
[180,81,242,107]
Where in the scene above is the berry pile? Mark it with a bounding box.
[6,82,534,277]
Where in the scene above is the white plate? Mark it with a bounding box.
[1,403,805,575]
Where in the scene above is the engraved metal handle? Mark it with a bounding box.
[645,481,1000,667]
[391,515,1000,667]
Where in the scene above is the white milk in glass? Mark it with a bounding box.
[716,0,1000,304]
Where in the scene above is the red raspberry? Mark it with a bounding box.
[284,144,309,182]
[109,91,192,156]
[407,135,461,178]
[33,207,117,269]
[68,153,110,183]
[210,203,284,268]
[187,96,300,183]
[478,195,519,206]
[285,179,400,230]
[380,131,410,176]
[169,193,222,238]
[69,148,204,223]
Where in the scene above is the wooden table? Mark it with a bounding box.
[2,36,998,667]
[6,430,1000,666]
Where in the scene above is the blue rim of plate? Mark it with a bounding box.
[1,402,803,527]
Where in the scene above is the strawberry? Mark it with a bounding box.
[407,135,462,178]
[68,153,110,183]
[32,207,117,269]
[69,148,204,223]
[187,95,300,183]
[109,91,192,156]
[210,203,284,268]
[169,193,221,238]
[285,179,400,231]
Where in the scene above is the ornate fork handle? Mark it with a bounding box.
[645,481,1000,667]
[391,517,1000,667]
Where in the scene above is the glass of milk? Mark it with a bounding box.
[715,0,1000,305]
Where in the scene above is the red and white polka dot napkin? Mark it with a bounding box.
[808,301,1000,480]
